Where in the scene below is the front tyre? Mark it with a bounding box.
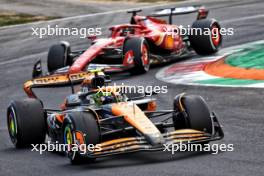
[173,94,213,135]
[47,41,72,72]
[62,111,100,164]
[189,19,222,55]
[7,98,46,148]
[123,38,150,75]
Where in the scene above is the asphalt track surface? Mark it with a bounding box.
[0,0,264,175]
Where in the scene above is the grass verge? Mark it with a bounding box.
[0,12,57,27]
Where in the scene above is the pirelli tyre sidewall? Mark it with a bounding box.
[47,41,71,72]
[7,98,46,148]
[189,19,222,55]
[123,37,150,74]
[62,111,100,164]
[173,94,213,135]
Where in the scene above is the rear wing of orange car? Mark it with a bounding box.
[150,6,209,24]
[24,60,109,98]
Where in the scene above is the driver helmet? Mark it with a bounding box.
[93,91,116,105]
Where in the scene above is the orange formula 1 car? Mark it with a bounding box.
[44,6,221,76]
[7,70,224,164]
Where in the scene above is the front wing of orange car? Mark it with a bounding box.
[84,116,224,158]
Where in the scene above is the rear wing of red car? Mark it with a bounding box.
[150,6,209,24]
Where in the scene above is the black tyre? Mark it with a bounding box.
[123,37,150,74]
[63,111,100,164]
[173,94,213,134]
[189,19,222,55]
[47,42,71,72]
[7,98,46,148]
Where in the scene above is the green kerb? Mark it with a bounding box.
[196,78,264,85]
[225,44,264,69]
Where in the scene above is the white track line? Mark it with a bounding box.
[221,14,264,24]
[0,2,177,30]
[0,0,238,30]
[0,53,44,66]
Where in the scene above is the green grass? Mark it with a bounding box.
[0,12,57,27]
[196,78,264,85]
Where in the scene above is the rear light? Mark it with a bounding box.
[147,101,157,111]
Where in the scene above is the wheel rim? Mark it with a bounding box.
[141,44,149,71]
[10,117,15,135]
[8,108,18,144]
[211,25,221,47]
[64,124,78,161]
[124,50,134,65]
[64,125,73,146]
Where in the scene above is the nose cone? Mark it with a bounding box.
[144,132,165,146]
[111,102,165,146]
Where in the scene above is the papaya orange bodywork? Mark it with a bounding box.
[111,102,160,135]
[23,71,105,98]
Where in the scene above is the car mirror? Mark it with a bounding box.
[32,60,42,78]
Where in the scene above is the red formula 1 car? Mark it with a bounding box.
[44,6,221,76]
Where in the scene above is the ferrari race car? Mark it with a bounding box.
[45,6,222,76]
[7,70,224,164]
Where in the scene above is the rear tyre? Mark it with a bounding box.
[7,98,46,148]
[47,41,71,72]
[189,19,222,55]
[62,111,100,164]
[123,38,150,75]
[173,94,213,134]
